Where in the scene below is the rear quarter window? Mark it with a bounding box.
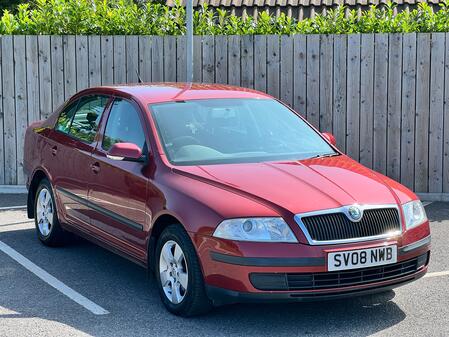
[55,100,79,133]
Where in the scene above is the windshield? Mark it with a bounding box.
[150,98,337,165]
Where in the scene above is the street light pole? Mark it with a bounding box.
[186,0,193,83]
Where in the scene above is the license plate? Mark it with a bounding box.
[327,245,397,271]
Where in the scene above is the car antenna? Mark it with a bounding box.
[135,69,143,84]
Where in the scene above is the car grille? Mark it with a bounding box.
[300,208,401,242]
[250,253,428,291]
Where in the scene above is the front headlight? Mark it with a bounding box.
[402,200,427,230]
[212,218,298,243]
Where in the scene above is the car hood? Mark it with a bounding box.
[173,155,407,215]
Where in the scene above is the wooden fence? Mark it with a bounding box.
[0,34,448,195]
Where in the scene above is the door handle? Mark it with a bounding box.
[51,146,57,156]
[91,162,100,174]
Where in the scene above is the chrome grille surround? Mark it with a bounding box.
[294,204,402,245]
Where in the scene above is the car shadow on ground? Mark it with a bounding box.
[0,194,27,208]
[425,202,449,223]
[0,225,409,337]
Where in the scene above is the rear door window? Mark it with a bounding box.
[68,95,109,143]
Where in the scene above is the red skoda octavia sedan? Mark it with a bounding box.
[24,83,430,316]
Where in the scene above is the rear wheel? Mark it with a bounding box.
[34,179,67,246]
[155,224,212,316]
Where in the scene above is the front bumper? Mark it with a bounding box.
[193,228,431,305]
[206,263,427,305]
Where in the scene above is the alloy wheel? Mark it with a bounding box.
[36,188,54,237]
[159,240,189,304]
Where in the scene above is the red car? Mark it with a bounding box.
[24,83,431,316]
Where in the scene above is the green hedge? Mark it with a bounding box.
[0,0,22,12]
[1,0,449,35]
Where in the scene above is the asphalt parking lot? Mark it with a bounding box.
[0,194,448,337]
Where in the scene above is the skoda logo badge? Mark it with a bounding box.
[348,206,362,221]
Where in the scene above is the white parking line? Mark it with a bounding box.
[0,205,27,211]
[0,220,34,227]
[425,270,449,278]
[0,240,109,315]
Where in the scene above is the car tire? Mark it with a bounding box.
[34,179,67,246]
[155,224,212,317]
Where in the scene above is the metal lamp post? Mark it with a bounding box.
[186,0,193,82]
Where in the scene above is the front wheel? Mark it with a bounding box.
[34,179,67,246]
[155,224,212,316]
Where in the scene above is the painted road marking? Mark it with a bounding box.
[0,240,109,315]
[424,270,449,278]
[0,205,27,211]
[0,220,34,227]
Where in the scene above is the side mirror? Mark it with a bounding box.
[322,132,337,147]
[107,142,143,161]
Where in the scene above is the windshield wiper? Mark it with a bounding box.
[309,152,340,159]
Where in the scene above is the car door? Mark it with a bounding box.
[88,97,149,260]
[47,95,110,228]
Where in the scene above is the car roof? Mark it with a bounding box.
[80,83,272,105]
